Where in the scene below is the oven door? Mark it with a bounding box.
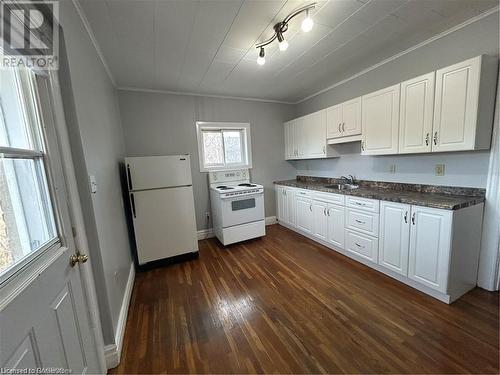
[220,193,265,227]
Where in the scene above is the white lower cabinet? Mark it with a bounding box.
[379,201,411,276]
[327,204,344,249]
[275,185,483,303]
[408,206,452,293]
[313,201,328,241]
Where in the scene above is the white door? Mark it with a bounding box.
[296,197,313,233]
[0,70,101,373]
[399,73,435,154]
[342,97,362,137]
[306,110,326,158]
[433,56,480,152]
[362,84,400,155]
[326,104,342,139]
[312,201,328,241]
[327,204,345,250]
[408,206,452,293]
[285,188,296,227]
[379,202,411,276]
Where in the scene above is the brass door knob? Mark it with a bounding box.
[70,253,88,267]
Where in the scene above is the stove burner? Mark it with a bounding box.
[216,185,234,190]
[238,183,257,187]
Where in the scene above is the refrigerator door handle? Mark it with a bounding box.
[127,164,133,191]
[130,193,137,218]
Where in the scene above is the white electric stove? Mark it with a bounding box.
[209,169,265,245]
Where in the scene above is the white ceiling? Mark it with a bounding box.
[78,0,498,103]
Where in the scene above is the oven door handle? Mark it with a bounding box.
[220,192,264,200]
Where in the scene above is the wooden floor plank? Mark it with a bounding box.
[111,224,499,374]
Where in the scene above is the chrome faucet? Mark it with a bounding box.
[340,175,356,185]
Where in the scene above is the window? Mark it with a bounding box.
[0,68,57,281]
[196,122,252,171]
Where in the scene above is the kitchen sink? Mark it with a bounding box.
[324,184,359,190]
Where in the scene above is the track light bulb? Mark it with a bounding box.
[279,39,288,51]
[257,47,265,65]
[301,10,313,32]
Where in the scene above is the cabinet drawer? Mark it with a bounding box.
[346,208,379,237]
[346,196,379,213]
[345,229,378,264]
[314,192,344,205]
[295,189,314,198]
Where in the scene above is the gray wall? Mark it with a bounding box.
[118,91,296,230]
[58,0,132,345]
[294,11,499,188]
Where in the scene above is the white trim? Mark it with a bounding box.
[71,0,116,86]
[105,262,135,369]
[117,86,293,105]
[197,216,277,240]
[296,6,499,104]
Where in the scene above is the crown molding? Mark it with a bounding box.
[116,86,294,105]
[294,6,499,104]
[71,0,116,86]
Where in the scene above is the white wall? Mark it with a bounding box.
[58,0,132,345]
[118,91,296,229]
[294,11,499,188]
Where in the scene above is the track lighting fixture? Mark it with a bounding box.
[257,47,265,65]
[255,3,315,65]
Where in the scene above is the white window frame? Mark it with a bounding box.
[196,121,252,172]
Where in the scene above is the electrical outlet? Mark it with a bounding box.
[435,164,445,176]
[389,164,396,174]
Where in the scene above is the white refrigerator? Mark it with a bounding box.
[125,155,198,265]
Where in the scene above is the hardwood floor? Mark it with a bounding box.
[111,224,499,374]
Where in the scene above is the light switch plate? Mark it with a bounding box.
[89,175,97,193]
[435,164,445,176]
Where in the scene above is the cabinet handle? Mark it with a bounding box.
[425,133,430,146]
[342,122,345,132]
[355,202,366,206]
[355,242,365,248]
[361,141,365,151]
[338,123,342,133]
[433,131,438,146]
[404,211,408,223]
[130,193,136,218]
[310,204,313,211]
[412,212,416,225]
[355,219,366,224]
[323,207,327,216]
[327,209,331,216]
[127,164,133,191]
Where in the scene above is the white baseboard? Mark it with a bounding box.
[105,262,135,369]
[197,216,277,240]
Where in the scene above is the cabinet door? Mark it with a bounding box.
[284,122,291,159]
[379,202,411,276]
[326,104,343,139]
[296,196,313,233]
[275,186,284,222]
[408,206,452,293]
[306,110,327,158]
[433,56,480,152]
[327,204,344,250]
[285,188,296,227]
[313,201,328,241]
[362,84,400,155]
[399,73,434,154]
[342,97,361,137]
[295,117,307,158]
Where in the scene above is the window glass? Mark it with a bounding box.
[202,130,224,166]
[223,130,243,164]
[0,68,58,278]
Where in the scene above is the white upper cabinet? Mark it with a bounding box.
[433,55,497,152]
[326,97,361,141]
[326,104,342,139]
[399,72,435,154]
[361,84,400,155]
[305,109,327,158]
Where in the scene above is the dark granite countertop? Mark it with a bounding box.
[274,178,485,210]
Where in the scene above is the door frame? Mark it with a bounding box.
[45,70,107,373]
